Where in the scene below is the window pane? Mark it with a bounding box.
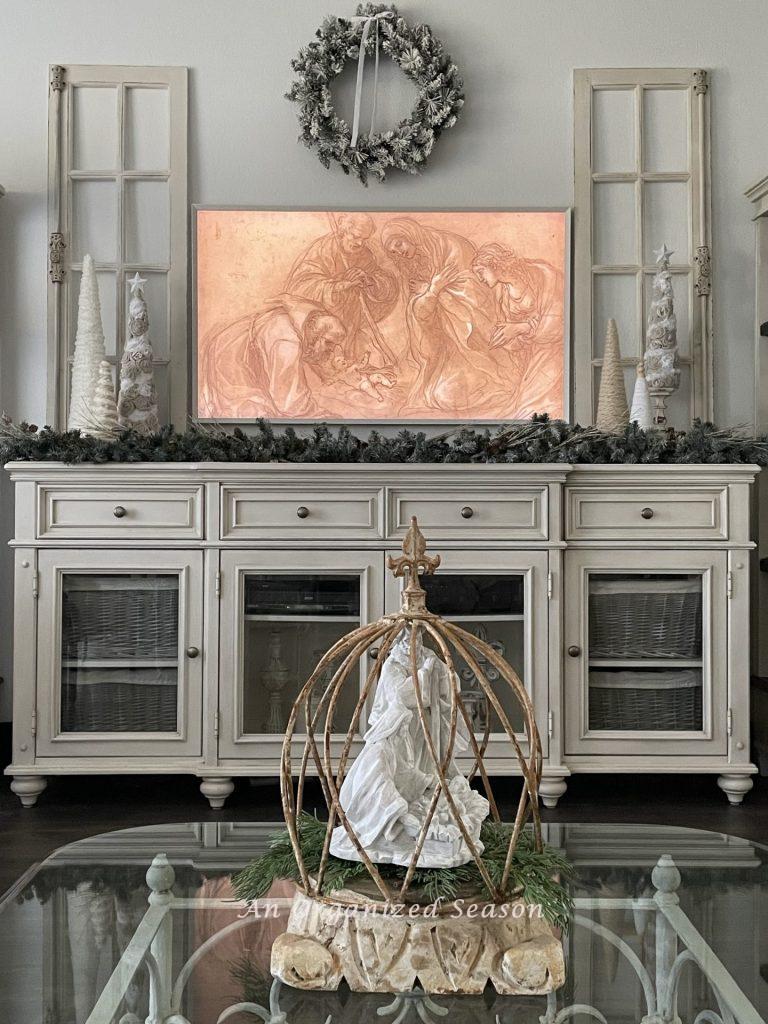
[643,88,689,172]
[665,363,692,429]
[124,179,170,264]
[72,179,118,262]
[241,574,362,735]
[420,574,524,617]
[124,271,168,359]
[60,574,179,733]
[644,271,690,358]
[592,88,636,172]
[244,574,360,617]
[72,86,118,171]
[153,363,170,427]
[587,572,703,732]
[643,181,689,265]
[593,182,636,265]
[70,270,117,357]
[125,86,170,170]
[593,274,639,358]
[419,573,526,734]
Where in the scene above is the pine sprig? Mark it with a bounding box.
[2,414,768,468]
[231,813,574,931]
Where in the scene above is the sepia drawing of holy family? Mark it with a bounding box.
[197,210,566,421]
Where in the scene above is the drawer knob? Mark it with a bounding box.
[640,507,654,520]
[567,645,581,658]
[186,646,200,659]
[113,505,127,519]
[296,506,310,519]
[460,505,474,519]
[368,647,381,659]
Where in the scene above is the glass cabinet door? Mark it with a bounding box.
[219,552,384,759]
[36,551,203,756]
[565,550,728,755]
[384,551,550,753]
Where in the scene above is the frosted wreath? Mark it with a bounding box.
[286,3,464,185]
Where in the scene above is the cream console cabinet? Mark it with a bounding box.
[4,462,757,809]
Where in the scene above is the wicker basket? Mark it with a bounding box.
[63,577,179,661]
[589,578,701,659]
[589,670,702,731]
[61,669,178,732]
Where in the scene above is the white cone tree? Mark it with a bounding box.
[643,243,680,426]
[68,254,107,431]
[89,360,119,438]
[117,273,160,434]
[595,318,629,432]
[629,362,653,430]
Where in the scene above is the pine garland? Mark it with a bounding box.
[2,415,768,467]
[287,3,464,185]
[231,812,574,930]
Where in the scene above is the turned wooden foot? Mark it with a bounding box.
[539,776,568,809]
[200,776,234,809]
[11,776,47,808]
[717,773,753,805]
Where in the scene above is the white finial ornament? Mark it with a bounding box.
[653,243,675,266]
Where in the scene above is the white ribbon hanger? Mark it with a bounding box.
[350,10,395,148]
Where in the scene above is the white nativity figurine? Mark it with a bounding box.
[330,629,489,869]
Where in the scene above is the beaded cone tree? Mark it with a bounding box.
[239,518,570,996]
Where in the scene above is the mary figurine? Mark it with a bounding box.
[329,630,489,869]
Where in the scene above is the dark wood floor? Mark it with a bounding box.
[2,769,767,900]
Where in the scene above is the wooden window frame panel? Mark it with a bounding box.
[47,64,188,430]
[573,68,712,426]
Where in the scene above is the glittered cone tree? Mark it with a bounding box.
[68,254,107,431]
[117,273,160,434]
[595,318,629,432]
[643,243,680,427]
[242,518,571,996]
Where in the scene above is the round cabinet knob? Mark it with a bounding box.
[185,646,200,659]
[567,645,581,658]
[113,505,127,519]
[640,507,654,520]
[296,506,310,519]
[460,506,474,519]
[368,647,381,659]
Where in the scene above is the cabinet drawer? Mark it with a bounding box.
[38,486,204,539]
[220,488,383,540]
[566,487,728,541]
[387,488,547,541]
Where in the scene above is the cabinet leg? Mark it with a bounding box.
[10,776,47,808]
[200,776,234,810]
[717,773,753,805]
[539,776,568,809]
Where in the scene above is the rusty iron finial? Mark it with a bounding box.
[387,516,441,613]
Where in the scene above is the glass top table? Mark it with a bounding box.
[1,822,766,1024]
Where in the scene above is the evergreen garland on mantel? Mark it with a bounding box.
[2,416,768,467]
